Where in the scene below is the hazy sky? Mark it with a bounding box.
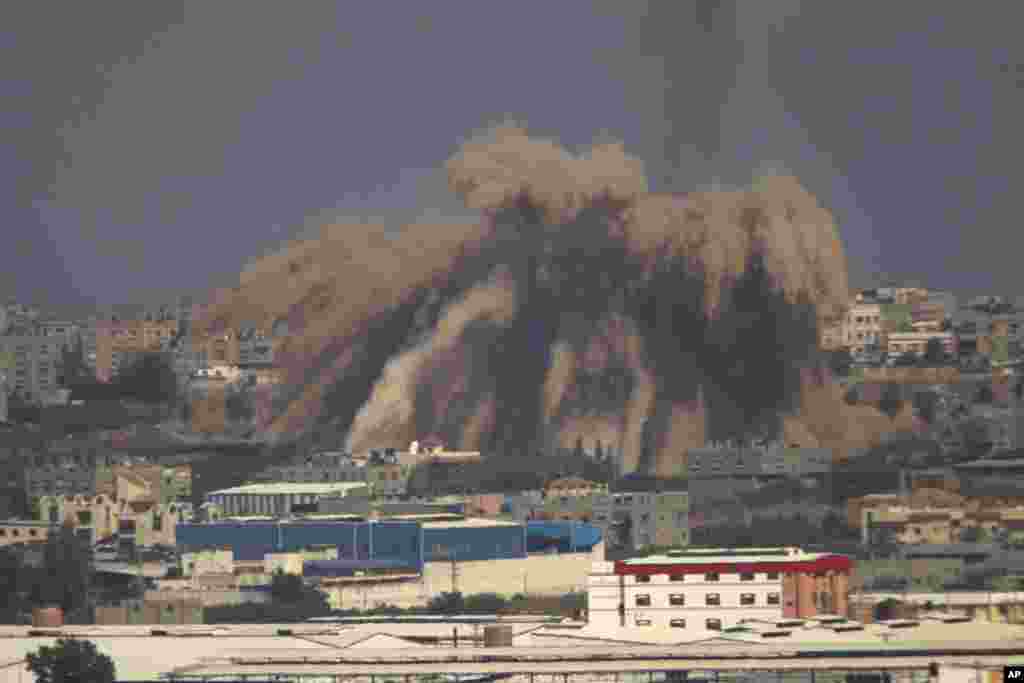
[3,1,1022,312]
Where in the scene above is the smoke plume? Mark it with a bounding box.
[197,124,878,473]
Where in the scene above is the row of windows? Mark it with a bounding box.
[635,571,779,583]
[0,528,42,538]
[634,592,780,607]
[634,617,722,630]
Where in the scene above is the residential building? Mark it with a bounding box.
[94,317,179,382]
[523,479,689,553]
[37,493,185,546]
[886,331,956,358]
[0,333,70,402]
[952,307,1024,361]
[205,482,371,517]
[251,451,367,485]
[853,488,1024,545]
[587,546,852,634]
[842,302,884,353]
[0,520,55,547]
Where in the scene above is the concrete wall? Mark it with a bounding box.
[322,553,596,610]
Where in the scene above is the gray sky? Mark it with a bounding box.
[3,1,1022,313]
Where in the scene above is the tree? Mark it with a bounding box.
[958,417,994,459]
[269,569,327,613]
[843,386,860,405]
[958,525,991,543]
[31,523,91,616]
[112,352,177,405]
[878,383,903,421]
[922,338,946,366]
[26,638,115,683]
[974,384,994,404]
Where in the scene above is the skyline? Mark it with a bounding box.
[3,2,1023,311]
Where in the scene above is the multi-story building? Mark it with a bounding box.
[0,520,56,547]
[37,493,185,546]
[94,317,179,382]
[587,546,852,634]
[252,451,367,485]
[886,331,957,358]
[842,302,884,354]
[0,334,70,402]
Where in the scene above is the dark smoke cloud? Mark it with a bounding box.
[198,125,870,475]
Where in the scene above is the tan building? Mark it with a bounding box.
[38,493,184,546]
[886,331,956,357]
[0,520,54,547]
[842,303,884,353]
[94,318,179,382]
[853,489,1024,545]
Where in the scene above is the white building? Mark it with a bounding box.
[252,451,367,485]
[842,302,884,353]
[587,547,853,638]
[206,482,370,517]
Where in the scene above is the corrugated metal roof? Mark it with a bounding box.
[208,482,369,495]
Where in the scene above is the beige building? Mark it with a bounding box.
[852,489,1024,545]
[886,331,956,357]
[842,302,884,353]
[0,520,54,547]
[38,493,185,546]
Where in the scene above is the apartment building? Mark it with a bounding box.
[252,451,367,485]
[886,331,956,357]
[528,479,689,553]
[0,333,69,402]
[94,318,179,382]
[37,493,185,546]
[842,302,884,354]
[587,546,851,634]
[853,488,1024,545]
[205,482,371,517]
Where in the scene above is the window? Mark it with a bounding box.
[705,593,721,606]
[740,572,755,582]
[740,593,756,606]
[704,572,719,582]
[669,594,685,606]
[635,618,652,626]
[0,529,5,537]
[670,574,685,582]
[635,594,651,607]
[635,575,651,583]
[766,572,779,581]
[705,618,722,631]
[670,619,687,628]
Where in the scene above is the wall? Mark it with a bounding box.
[861,367,960,384]
[323,553,596,610]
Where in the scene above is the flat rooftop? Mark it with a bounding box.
[621,547,833,565]
[208,482,370,496]
[421,517,521,529]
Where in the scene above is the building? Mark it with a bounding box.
[0,520,55,547]
[175,518,601,566]
[205,482,371,517]
[852,488,1024,545]
[37,493,186,546]
[93,317,179,383]
[252,451,367,485]
[886,330,956,357]
[842,302,884,353]
[587,546,852,635]
[0,333,70,402]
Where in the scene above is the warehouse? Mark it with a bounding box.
[175,518,601,567]
[205,482,370,517]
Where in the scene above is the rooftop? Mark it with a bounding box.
[620,547,826,565]
[208,482,370,496]
[421,517,522,529]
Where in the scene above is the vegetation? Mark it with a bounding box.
[26,638,115,683]
[974,384,994,404]
[31,523,92,617]
[206,590,586,624]
[112,352,178,405]
[827,348,854,377]
[912,390,941,424]
[922,338,946,366]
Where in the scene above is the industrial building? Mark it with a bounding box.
[587,546,852,635]
[175,518,602,568]
[204,482,370,517]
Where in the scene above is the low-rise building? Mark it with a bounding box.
[588,546,851,635]
[0,520,55,547]
[206,482,371,517]
[38,493,185,546]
